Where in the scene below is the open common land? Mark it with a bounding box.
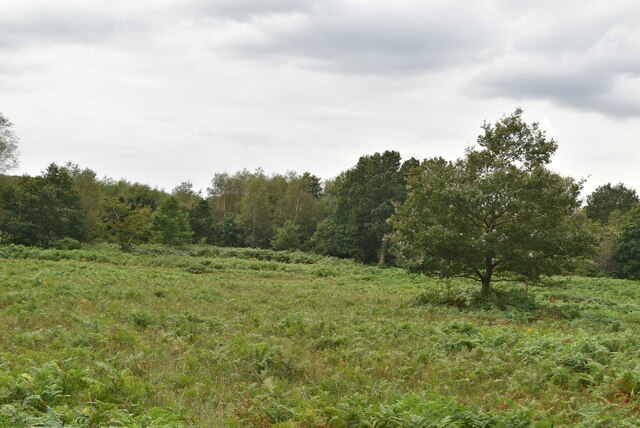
[2,245,640,426]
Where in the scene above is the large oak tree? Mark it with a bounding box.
[390,109,595,292]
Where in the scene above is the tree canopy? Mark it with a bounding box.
[313,150,415,264]
[0,112,19,173]
[614,206,640,279]
[390,109,595,292]
[152,196,193,247]
[0,164,86,247]
[586,183,639,224]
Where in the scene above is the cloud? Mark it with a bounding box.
[303,106,369,120]
[2,0,640,195]
[212,0,501,75]
[187,0,316,20]
[0,2,129,50]
[470,0,640,117]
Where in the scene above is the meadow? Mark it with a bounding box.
[1,245,640,426]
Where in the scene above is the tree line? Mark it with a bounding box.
[0,147,413,265]
[1,110,640,289]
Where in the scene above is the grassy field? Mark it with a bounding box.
[1,245,640,427]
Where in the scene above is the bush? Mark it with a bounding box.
[271,221,302,251]
[51,238,81,250]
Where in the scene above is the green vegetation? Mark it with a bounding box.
[615,205,640,279]
[2,109,640,286]
[2,108,640,426]
[391,109,595,291]
[0,112,19,173]
[152,197,193,248]
[2,244,640,426]
[0,164,87,248]
[586,183,639,225]
[314,151,416,264]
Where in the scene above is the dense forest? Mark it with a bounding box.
[1,110,640,283]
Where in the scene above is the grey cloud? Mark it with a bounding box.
[471,55,640,118]
[2,0,640,121]
[468,0,640,118]
[472,71,640,117]
[0,1,499,76]
[0,10,123,49]
[187,0,316,19]
[216,1,500,75]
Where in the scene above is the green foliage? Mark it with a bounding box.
[207,171,249,221]
[391,109,596,291]
[0,112,19,173]
[585,219,622,278]
[2,246,640,425]
[614,206,640,278]
[101,179,167,211]
[66,163,104,240]
[51,237,81,250]
[211,214,240,247]
[271,220,302,251]
[171,180,201,209]
[314,151,413,263]
[274,172,324,244]
[312,216,360,258]
[0,163,87,247]
[153,196,193,247]
[188,198,214,244]
[238,172,277,248]
[100,197,153,250]
[586,183,639,224]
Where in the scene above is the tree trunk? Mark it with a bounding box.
[378,238,387,267]
[481,256,493,294]
[293,194,302,225]
[251,202,256,247]
[481,277,491,294]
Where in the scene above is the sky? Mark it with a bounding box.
[1,0,639,196]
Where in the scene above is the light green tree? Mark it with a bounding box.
[0,112,19,173]
[238,172,276,248]
[100,197,153,250]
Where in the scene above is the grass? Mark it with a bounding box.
[1,244,640,426]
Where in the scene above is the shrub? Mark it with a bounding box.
[51,238,81,250]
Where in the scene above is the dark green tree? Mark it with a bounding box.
[390,109,595,292]
[614,206,640,279]
[586,183,639,224]
[212,214,240,247]
[313,151,414,264]
[102,179,167,211]
[300,172,323,198]
[188,198,214,244]
[152,196,193,247]
[0,164,87,247]
[271,220,302,251]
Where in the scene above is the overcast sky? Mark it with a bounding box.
[1,0,639,196]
